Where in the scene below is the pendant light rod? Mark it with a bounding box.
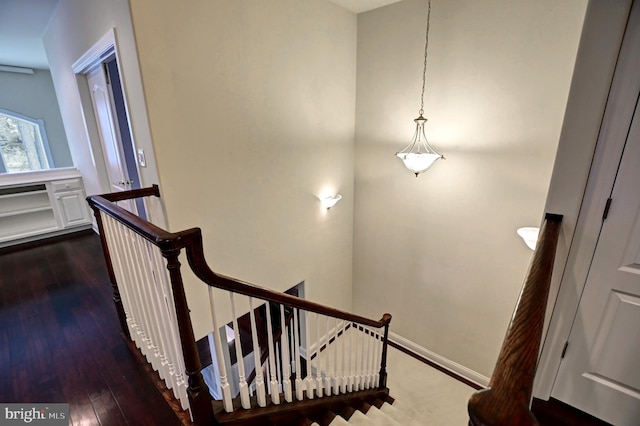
[419,0,431,116]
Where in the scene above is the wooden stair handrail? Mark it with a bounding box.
[468,213,563,426]
[87,190,392,330]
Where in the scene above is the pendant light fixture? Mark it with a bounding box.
[396,0,444,177]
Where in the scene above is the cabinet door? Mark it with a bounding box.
[56,191,91,228]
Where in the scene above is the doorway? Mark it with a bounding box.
[73,29,146,219]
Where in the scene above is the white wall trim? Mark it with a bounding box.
[389,331,489,388]
[72,28,116,74]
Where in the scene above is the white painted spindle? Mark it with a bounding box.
[358,326,367,390]
[134,234,169,381]
[364,326,372,389]
[207,287,233,412]
[265,305,280,404]
[315,313,323,398]
[229,293,250,409]
[348,323,357,392]
[279,305,293,402]
[305,311,314,399]
[340,321,347,394]
[324,316,332,396]
[332,317,340,395]
[248,298,266,407]
[293,309,304,400]
[149,241,188,407]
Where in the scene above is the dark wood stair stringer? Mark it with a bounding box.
[212,387,393,426]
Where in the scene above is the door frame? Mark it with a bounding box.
[534,0,640,400]
[72,28,145,214]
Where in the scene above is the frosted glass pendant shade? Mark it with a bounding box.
[396,115,443,176]
[396,152,442,175]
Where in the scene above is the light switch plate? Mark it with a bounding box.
[137,149,147,167]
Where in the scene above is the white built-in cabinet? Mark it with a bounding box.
[0,168,92,247]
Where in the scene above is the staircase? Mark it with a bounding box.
[87,186,563,426]
[312,397,424,426]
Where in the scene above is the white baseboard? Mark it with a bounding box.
[388,331,489,388]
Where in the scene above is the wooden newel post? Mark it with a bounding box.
[162,247,214,425]
[468,214,563,426]
[378,313,392,389]
[91,207,130,340]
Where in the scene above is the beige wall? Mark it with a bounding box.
[128,0,357,338]
[353,0,586,378]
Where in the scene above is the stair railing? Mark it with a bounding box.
[468,213,563,426]
[87,186,392,425]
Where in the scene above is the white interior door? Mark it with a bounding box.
[551,95,640,425]
[87,65,134,212]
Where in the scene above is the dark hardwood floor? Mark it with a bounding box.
[0,232,187,425]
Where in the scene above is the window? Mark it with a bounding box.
[0,110,53,173]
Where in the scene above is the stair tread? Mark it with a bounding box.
[345,410,372,425]
[365,406,401,425]
[379,400,421,425]
[328,415,351,425]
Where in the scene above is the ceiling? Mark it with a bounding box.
[0,0,59,69]
[0,0,402,70]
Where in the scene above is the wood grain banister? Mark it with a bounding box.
[180,226,392,329]
[468,213,563,426]
[87,186,392,330]
[88,185,393,424]
[87,192,188,250]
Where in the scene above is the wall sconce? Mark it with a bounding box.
[517,227,539,251]
[320,194,342,210]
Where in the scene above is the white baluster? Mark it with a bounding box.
[293,309,304,400]
[324,316,332,396]
[279,305,293,402]
[363,326,371,389]
[348,322,355,392]
[315,313,323,398]
[332,317,340,395]
[305,311,314,399]
[129,232,162,372]
[135,235,171,383]
[150,244,188,408]
[149,244,189,408]
[102,217,135,335]
[373,329,382,387]
[265,305,281,404]
[340,321,347,394]
[248,298,266,407]
[359,325,366,390]
[109,219,143,344]
[370,329,378,388]
[230,293,251,409]
[208,287,233,412]
[120,227,153,355]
